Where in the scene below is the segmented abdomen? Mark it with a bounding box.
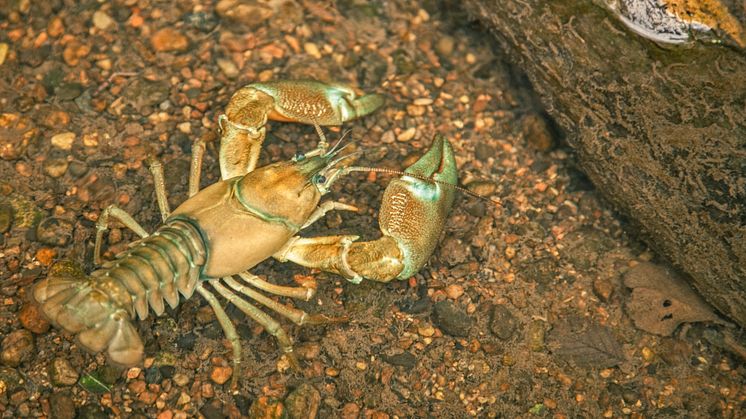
[93,218,207,320]
[33,218,207,367]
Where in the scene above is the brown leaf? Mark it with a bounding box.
[624,262,722,336]
[551,322,625,368]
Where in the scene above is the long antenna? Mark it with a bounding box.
[344,166,500,205]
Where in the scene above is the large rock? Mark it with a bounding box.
[464,0,746,326]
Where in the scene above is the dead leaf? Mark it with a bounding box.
[624,262,722,336]
[551,321,625,368]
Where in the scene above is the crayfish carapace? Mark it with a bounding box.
[32,80,457,390]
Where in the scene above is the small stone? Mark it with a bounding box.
[489,304,518,340]
[51,132,75,150]
[528,320,545,352]
[138,391,158,404]
[304,42,321,59]
[432,301,473,337]
[126,367,142,380]
[216,58,239,78]
[341,403,360,419]
[216,0,274,28]
[50,358,79,386]
[355,361,367,370]
[173,373,189,387]
[144,366,162,383]
[19,303,50,334]
[150,28,189,52]
[50,391,76,419]
[92,10,115,30]
[62,42,90,66]
[1,330,34,367]
[435,35,455,56]
[641,346,655,362]
[417,325,435,337]
[445,284,464,300]
[209,366,232,385]
[249,396,285,418]
[48,16,64,37]
[54,83,85,100]
[44,157,69,178]
[35,217,74,247]
[0,202,13,233]
[592,277,614,302]
[285,383,320,419]
[41,110,70,129]
[522,114,554,152]
[381,352,416,369]
[397,127,416,142]
[0,43,8,66]
[177,122,191,134]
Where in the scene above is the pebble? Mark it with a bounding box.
[489,304,518,340]
[304,42,321,59]
[522,114,554,151]
[216,0,275,29]
[1,330,33,367]
[445,284,464,300]
[92,10,115,30]
[435,35,455,56]
[592,277,614,302]
[47,16,64,37]
[56,83,84,101]
[0,366,24,392]
[249,396,285,418]
[216,58,239,78]
[528,320,545,352]
[210,366,232,385]
[150,28,189,52]
[50,390,77,419]
[432,301,473,337]
[0,202,13,233]
[50,358,79,386]
[341,403,360,419]
[18,303,50,334]
[0,43,8,66]
[397,127,416,142]
[285,383,321,419]
[35,217,74,246]
[50,132,75,150]
[172,373,189,387]
[44,157,69,178]
[381,352,416,369]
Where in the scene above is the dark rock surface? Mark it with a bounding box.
[464,0,746,327]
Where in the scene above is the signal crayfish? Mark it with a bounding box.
[32,80,459,389]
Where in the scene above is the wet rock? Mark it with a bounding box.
[435,35,455,57]
[35,217,74,246]
[0,202,13,233]
[9,389,28,405]
[216,58,239,78]
[123,79,170,111]
[92,10,115,30]
[528,320,546,352]
[200,403,224,419]
[184,12,219,32]
[381,352,416,369]
[49,391,76,419]
[67,161,88,178]
[0,113,36,160]
[439,237,471,267]
[44,157,69,178]
[145,366,162,384]
[76,403,107,419]
[489,305,518,340]
[593,276,614,302]
[521,113,554,151]
[18,303,50,334]
[1,330,34,367]
[285,383,321,419]
[50,358,79,386]
[216,0,274,29]
[50,132,75,150]
[210,366,232,385]
[249,396,285,418]
[55,83,84,101]
[172,373,190,387]
[150,28,189,52]
[159,365,175,379]
[0,366,24,392]
[0,42,8,65]
[432,301,473,337]
[340,403,360,419]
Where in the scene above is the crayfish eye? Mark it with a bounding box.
[294,152,305,162]
[313,174,327,185]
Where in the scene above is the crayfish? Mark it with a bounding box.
[32,80,457,389]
